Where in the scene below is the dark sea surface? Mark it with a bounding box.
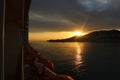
[30,41,120,80]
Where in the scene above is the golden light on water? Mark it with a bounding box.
[74,43,84,67]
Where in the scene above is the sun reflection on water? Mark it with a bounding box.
[74,43,84,69]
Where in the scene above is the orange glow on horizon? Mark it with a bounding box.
[29,32,74,41]
[29,31,86,41]
[73,31,85,36]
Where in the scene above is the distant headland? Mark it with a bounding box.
[47,30,120,43]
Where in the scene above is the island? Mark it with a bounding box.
[47,30,120,43]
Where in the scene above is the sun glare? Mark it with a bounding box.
[74,31,84,36]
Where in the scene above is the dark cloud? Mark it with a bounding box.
[29,0,120,32]
[76,0,120,12]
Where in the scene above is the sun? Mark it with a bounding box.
[74,31,84,36]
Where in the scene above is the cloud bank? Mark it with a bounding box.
[29,0,120,32]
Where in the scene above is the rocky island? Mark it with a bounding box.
[47,30,120,43]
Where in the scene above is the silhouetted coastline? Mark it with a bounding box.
[47,30,120,43]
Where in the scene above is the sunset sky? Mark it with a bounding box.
[29,0,120,41]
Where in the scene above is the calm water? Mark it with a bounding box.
[30,41,120,80]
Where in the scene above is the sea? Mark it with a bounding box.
[30,41,120,80]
